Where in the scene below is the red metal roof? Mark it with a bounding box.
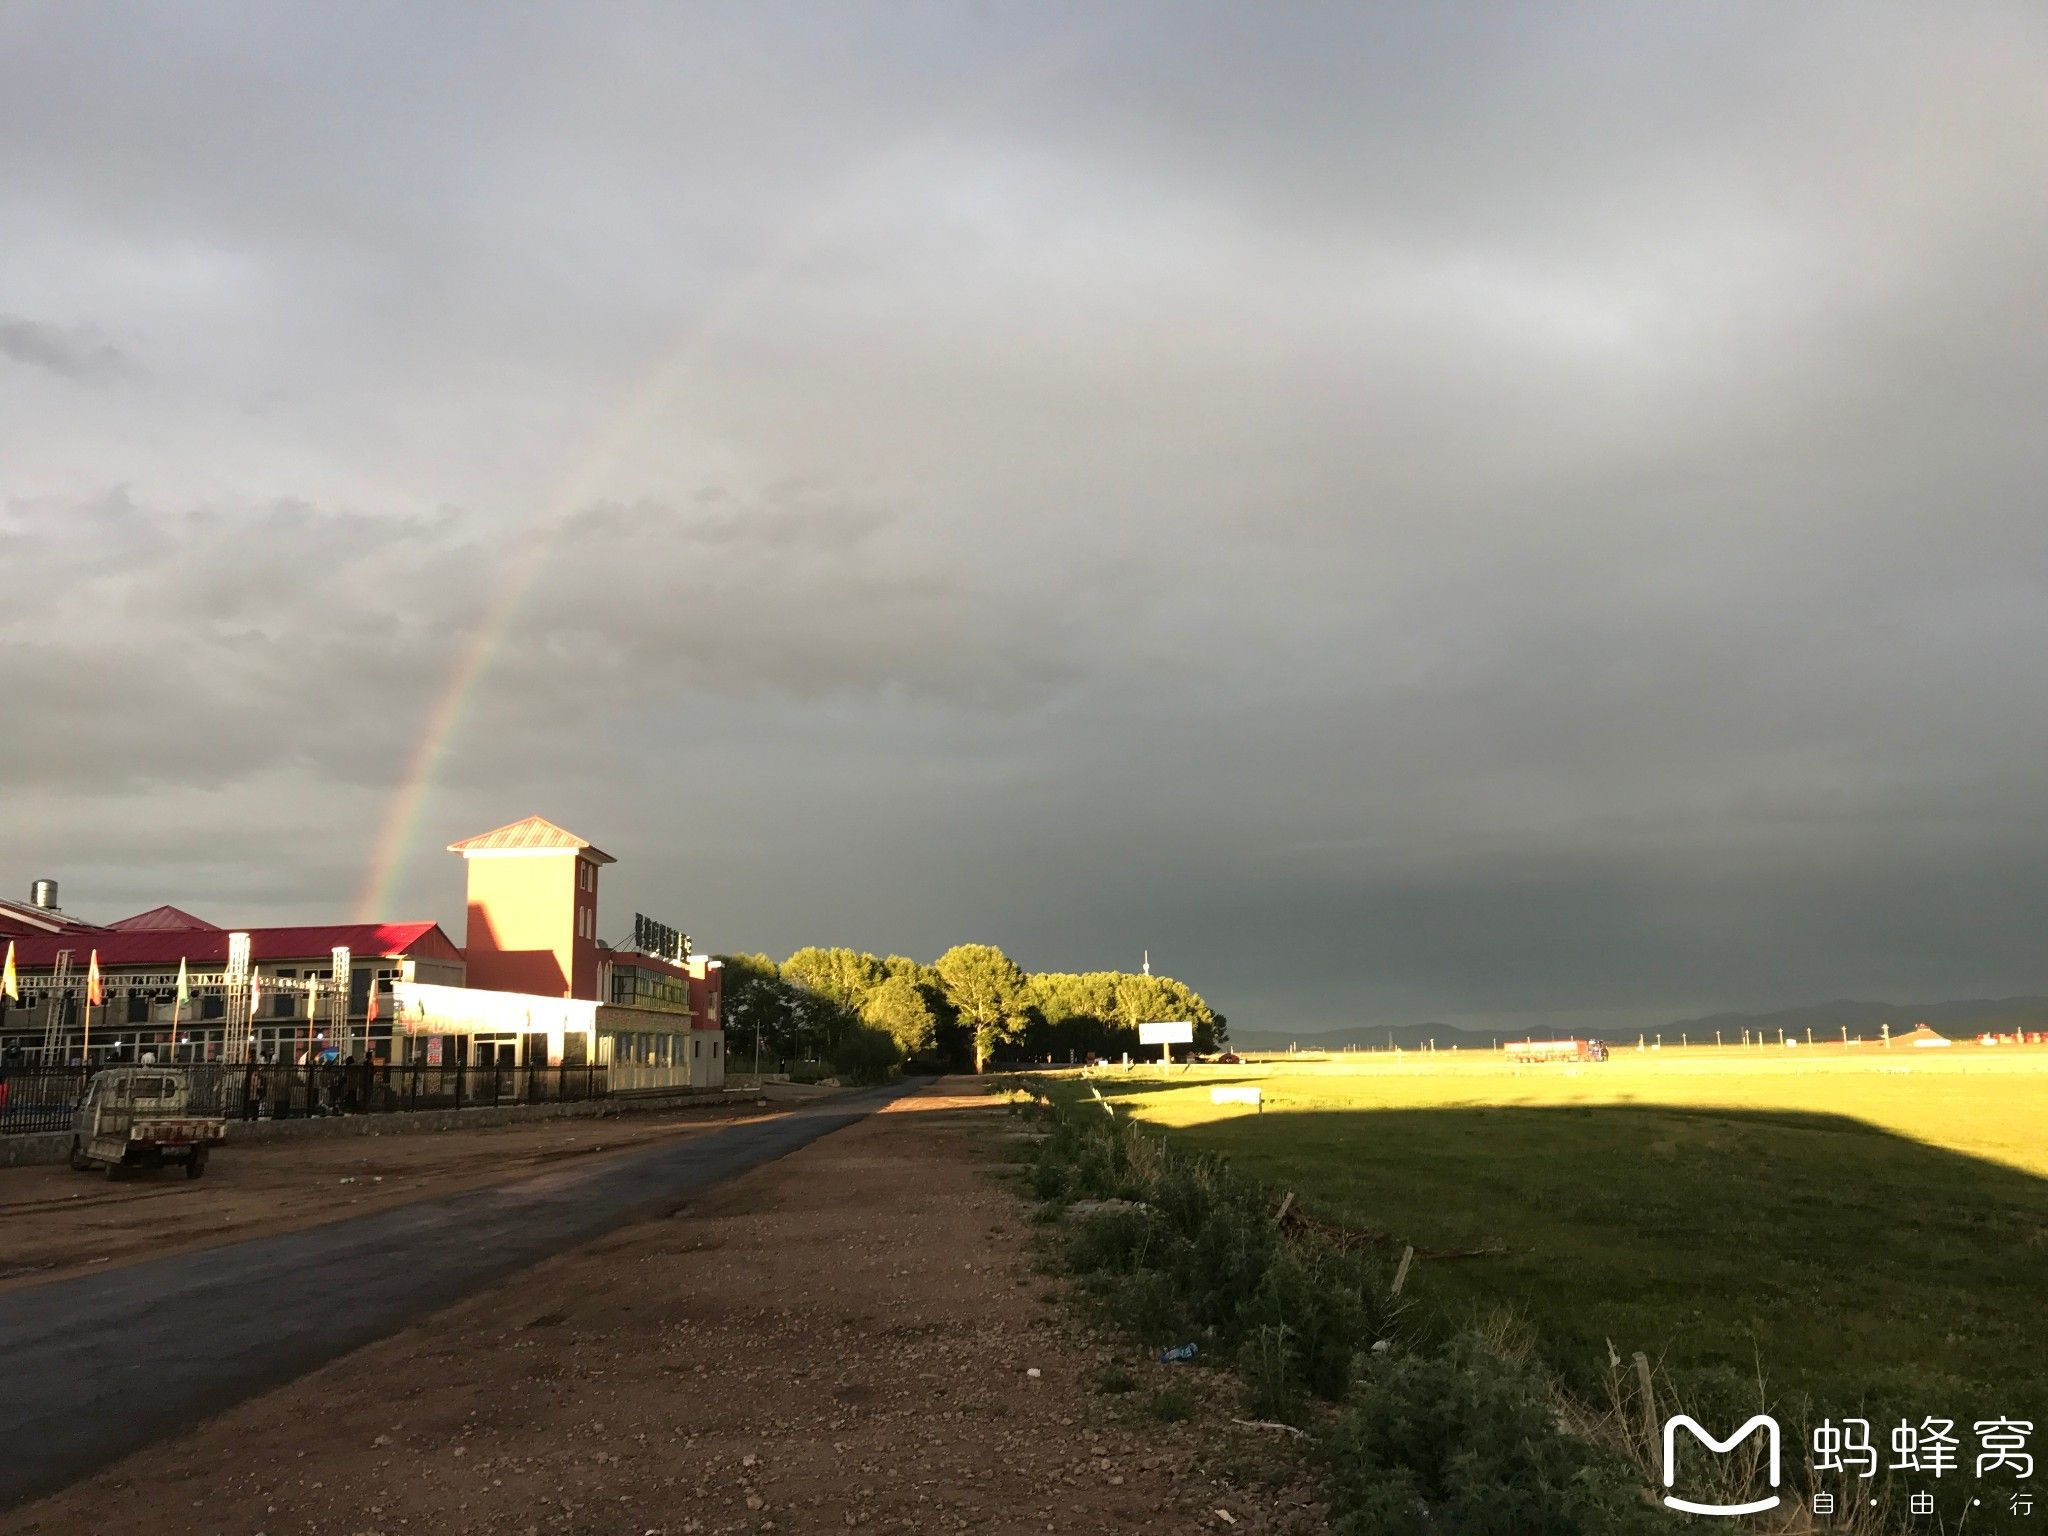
[106,904,223,933]
[447,815,615,863]
[0,899,107,939]
[4,922,461,971]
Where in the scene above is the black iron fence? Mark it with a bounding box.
[0,1066,92,1136]
[0,1061,609,1137]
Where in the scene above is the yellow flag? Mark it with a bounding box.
[2,940,16,1002]
[175,957,190,1006]
[87,949,103,1007]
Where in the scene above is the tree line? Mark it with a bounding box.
[712,943,1225,1077]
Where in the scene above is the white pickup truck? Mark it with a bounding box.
[69,1066,228,1178]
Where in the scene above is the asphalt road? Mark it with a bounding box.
[0,1080,923,1510]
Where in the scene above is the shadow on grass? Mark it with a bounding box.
[1098,1089,2048,1433]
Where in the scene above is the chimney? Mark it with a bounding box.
[29,878,59,912]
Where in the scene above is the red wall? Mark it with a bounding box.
[462,854,603,1001]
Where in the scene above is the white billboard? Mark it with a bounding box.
[1138,1020,1194,1045]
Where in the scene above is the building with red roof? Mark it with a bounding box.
[106,905,221,934]
[3,814,721,1085]
[0,880,462,1064]
[0,881,105,941]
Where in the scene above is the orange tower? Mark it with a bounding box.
[446,816,615,999]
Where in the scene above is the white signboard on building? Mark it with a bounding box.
[1137,1020,1194,1045]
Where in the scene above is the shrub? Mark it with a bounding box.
[1237,1322,1301,1420]
[826,1022,903,1085]
[1014,1080,1684,1535]
[1321,1335,1669,1536]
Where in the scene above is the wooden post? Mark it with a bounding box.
[1633,1352,1658,1453]
[1392,1245,1415,1296]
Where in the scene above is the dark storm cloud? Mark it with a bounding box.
[0,316,127,382]
[0,488,1060,794]
[3,3,2046,1026]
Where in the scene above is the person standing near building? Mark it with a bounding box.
[320,1056,343,1115]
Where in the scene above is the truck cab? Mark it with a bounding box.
[69,1067,228,1178]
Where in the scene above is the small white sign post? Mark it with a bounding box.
[1137,1019,1193,1068]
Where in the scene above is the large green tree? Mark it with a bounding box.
[714,952,800,1068]
[861,973,938,1055]
[1019,968,1223,1059]
[781,947,885,1018]
[934,943,1032,1072]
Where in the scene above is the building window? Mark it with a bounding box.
[126,994,149,1025]
[693,1038,701,1058]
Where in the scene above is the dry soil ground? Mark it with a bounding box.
[0,1098,777,1290]
[0,1081,1321,1536]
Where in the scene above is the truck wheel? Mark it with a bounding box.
[186,1147,210,1179]
[68,1139,92,1172]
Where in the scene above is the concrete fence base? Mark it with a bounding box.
[0,1085,734,1168]
[0,1134,71,1168]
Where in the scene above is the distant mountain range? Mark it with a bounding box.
[1230,998,2048,1052]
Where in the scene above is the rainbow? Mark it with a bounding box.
[349,312,748,923]
[348,15,1125,923]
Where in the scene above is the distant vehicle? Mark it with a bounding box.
[1215,1051,1243,1064]
[1506,1039,1608,1064]
[69,1067,227,1178]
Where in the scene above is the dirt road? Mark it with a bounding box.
[2,1081,1320,1535]
[0,1086,914,1510]
[0,1098,776,1290]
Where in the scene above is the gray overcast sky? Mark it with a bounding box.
[4,2,2046,1032]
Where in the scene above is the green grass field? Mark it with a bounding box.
[1059,1047,2048,1438]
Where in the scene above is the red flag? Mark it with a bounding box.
[365,980,379,1025]
[86,950,103,1008]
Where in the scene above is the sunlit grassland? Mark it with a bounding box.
[1055,1048,2048,1432]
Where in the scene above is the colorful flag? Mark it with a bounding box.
[175,957,190,1008]
[249,969,261,1014]
[365,978,380,1026]
[2,940,16,1003]
[86,950,103,1008]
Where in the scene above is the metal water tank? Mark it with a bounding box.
[29,878,59,911]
